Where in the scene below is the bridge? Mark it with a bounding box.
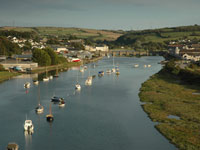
[96,50,167,57]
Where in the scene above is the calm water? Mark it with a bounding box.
[0,57,176,150]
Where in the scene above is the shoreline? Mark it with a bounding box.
[0,56,103,83]
[139,69,200,150]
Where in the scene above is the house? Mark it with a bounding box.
[68,39,83,44]
[13,54,32,61]
[181,53,200,61]
[85,45,96,52]
[95,45,109,52]
[51,46,68,53]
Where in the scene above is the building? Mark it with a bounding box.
[85,45,96,52]
[95,45,109,52]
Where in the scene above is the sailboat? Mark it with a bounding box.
[43,67,49,82]
[24,82,31,88]
[85,71,92,86]
[33,80,39,85]
[75,71,81,90]
[59,99,65,107]
[112,56,116,73]
[46,103,54,122]
[24,116,34,131]
[35,85,44,114]
[79,66,84,73]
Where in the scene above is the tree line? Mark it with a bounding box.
[32,47,66,66]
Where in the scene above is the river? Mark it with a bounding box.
[0,56,176,150]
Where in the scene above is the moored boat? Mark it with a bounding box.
[49,75,53,80]
[24,82,30,88]
[24,120,34,131]
[75,83,81,90]
[98,71,104,76]
[106,69,112,74]
[35,104,44,114]
[51,96,64,103]
[7,143,19,150]
[85,76,92,85]
[134,64,139,68]
[33,80,39,85]
[46,103,54,122]
[59,99,65,107]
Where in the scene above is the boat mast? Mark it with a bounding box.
[38,85,40,105]
[49,103,52,115]
[113,55,115,67]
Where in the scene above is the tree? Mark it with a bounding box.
[0,36,21,56]
[70,42,85,50]
[43,47,59,65]
[32,48,51,66]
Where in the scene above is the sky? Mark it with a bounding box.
[0,0,200,30]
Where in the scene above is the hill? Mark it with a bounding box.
[0,27,123,41]
[111,25,200,50]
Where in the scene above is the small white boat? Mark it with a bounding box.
[43,77,49,82]
[80,68,84,73]
[49,76,53,80]
[106,69,112,74]
[33,80,39,85]
[84,66,87,69]
[75,84,81,90]
[24,120,34,131]
[35,104,44,113]
[144,65,147,68]
[98,71,104,76]
[116,71,120,75]
[24,82,30,88]
[59,100,65,107]
[7,143,19,150]
[112,68,116,73]
[85,76,92,85]
[147,64,151,68]
[134,64,139,68]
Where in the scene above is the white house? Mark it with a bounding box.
[55,47,68,53]
[95,45,109,52]
[85,45,96,52]
[182,53,200,62]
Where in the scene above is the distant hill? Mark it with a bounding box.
[0,27,123,41]
[116,25,200,45]
[105,25,200,50]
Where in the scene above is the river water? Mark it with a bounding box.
[0,56,176,150]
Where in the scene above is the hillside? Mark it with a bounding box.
[113,25,200,49]
[0,27,123,41]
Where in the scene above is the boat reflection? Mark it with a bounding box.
[24,130,33,150]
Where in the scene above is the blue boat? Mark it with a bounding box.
[51,96,64,103]
[98,71,104,76]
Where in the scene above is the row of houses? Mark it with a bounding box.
[169,44,200,61]
[8,36,46,49]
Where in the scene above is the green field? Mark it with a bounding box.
[0,27,122,41]
[139,70,200,150]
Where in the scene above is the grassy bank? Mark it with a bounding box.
[0,71,21,83]
[139,70,200,150]
[0,56,102,83]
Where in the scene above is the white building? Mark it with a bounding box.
[54,47,68,53]
[85,45,96,52]
[182,54,200,62]
[95,45,109,52]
